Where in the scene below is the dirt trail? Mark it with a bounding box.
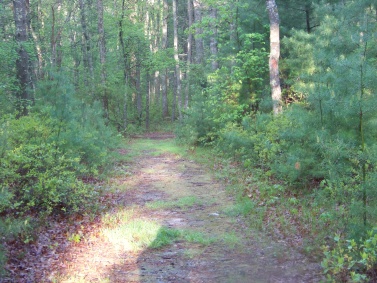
[49,137,322,282]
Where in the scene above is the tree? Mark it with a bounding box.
[266,0,282,115]
[185,0,193,109]
[161,0,169,118]
[173,0,182,120]
[79,0,94,92]
[209,6,218,71]
[97,0,108,119]
[13,0,34,115]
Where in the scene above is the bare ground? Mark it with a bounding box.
[2,136,323,282]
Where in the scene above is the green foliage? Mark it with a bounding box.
[0,73,118,215]
[322,231,377,282]
[179,3,377,281]
[176,31,269,146]
[149,227,181,249]
[0,114,94,215]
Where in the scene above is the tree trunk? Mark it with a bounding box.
[136,61,142,125]
[161,0,169,118]
[69,32,80,89]
[185,0,193,109]
[162,69,168,117]
[50,1,70,70]
[119,0,128,130]
[154,71,160,104]
[146,72,150,130]
[209,7,218,71]
[79,0,93,92]
[13,0,33,115]
[97,0,108,119]
[266,0,282,115]
[173,0,182,120]
[193,0,203,64]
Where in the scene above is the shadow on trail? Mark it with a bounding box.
[106,226,193,283]
[48,137,322,283]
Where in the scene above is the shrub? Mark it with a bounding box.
[322,231,377,282]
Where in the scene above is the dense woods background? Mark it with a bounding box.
[0,0,376,281]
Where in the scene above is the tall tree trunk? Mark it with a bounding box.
[185,0,193,109]
[79,0,93,92]
[119,0,129,130]
[193,0,203,64]
[229,1,239,70]
[154,71,160,104]
[209,7,218,71]
[13,0,33,115]
[97,0,108,119]
[51,1,69,70]
[146,72,150,130]
[161,0,169,117]
[171,71,176,122]
[173,0,182,120]
[266,0,282,115]
[136,60,142,125]
[69,32,80,89]
[162,69,168,118]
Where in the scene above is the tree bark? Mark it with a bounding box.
[193,0,203,64]
[185,0,193,109]
[266,0,282,115]
[209,7,218,71]
[173,0,182,120]
[97,0,108,119]
[161,0,169,117]
[119,0,128,130]
[13,0,33,115]
[136,60,142,125]
[146,72,150,130]
[162,69,168,118]
[79,0,93,91]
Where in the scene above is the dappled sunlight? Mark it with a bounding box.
[41,138,322,282]
[102,219,163,252]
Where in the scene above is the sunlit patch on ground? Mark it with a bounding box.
[29,136,322,282]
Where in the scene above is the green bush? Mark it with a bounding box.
[1,142,90,214]
[322,231,377,282]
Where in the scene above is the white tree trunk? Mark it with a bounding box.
[266,0,282,115]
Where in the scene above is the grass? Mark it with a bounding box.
[102,216,217,252]
[128,138,185,157]
[101,208,135,228]
[102,219,166,251]
[146,196,202,210]
[220,232,241,248]
[181,230,216,245]
[223,198,256,217]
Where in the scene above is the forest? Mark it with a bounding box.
[0,0,377,281]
